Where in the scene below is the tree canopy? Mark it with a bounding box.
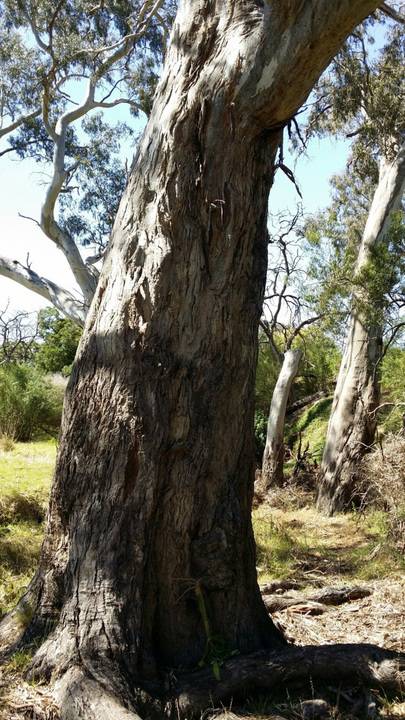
[0,0,175,321]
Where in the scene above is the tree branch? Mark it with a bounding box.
[380,2,405,23]
[0,255,86,325]
[286,314,323,349]
[0,108,41,139]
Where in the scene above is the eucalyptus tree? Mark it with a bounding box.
[0,0,174,323]
[1,2,404,719]
[302,24,405,514]
[259,210,321,489]
[0,304,38,364]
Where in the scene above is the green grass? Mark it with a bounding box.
[285,397,332,474]
[255,514,298,579]
[0,439,55,617]
[0,439,56,496]
[254,504,404,586]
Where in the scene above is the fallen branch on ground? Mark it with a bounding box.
[260,580,302,593]
[261,585,372,613]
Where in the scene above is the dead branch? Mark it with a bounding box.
[380,2,405,23]
[262,586,371,614]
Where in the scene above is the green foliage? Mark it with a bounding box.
[380,346,405,433]
[303,167,404,340]
[254,409,268,461]
[35,308,82,375]
[195,581,238,679]
[299,23,405,341]
[255,341,280,413]
[254,328,339,463]
[0,0,176,266]
[285,397,333,471]
[293,327,341,397]
[58,114,133,250]
[0,439,55,618]
[305,23,404,159]
[0,364,62,440]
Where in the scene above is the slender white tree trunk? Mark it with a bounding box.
[318,145,405,515]
[262,348,302,488]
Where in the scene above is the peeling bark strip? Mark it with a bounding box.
[0,1,385,717]
[318,144,405,515]
[262,348,302,488]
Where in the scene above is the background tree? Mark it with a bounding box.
[259,210,322,489]
[2,3,403,719]
[35,308,82,375]
[0,305,38,364]
[0,0,174,323]
[300,24,405,513]
[0,363,62,440]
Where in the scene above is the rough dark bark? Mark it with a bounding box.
[262,349,302,488]
[317,146,405,515]
[0,1,386,717]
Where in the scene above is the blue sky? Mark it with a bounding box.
[0,14,391,314]
[0,116,350,314]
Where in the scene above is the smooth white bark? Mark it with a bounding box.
[262,348,302,488]
[318,143,405,514]
[0,255,86,325]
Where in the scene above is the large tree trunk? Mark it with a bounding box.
[0,1,384,717]
[317,145,405,515]
[261,348,302,488]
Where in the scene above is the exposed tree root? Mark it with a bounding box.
[0,582,40,661]
[53,667,144,720]
[1,641,403,719]
[174,644,405,716]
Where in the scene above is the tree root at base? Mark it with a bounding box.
[175,643,404,717]
[28,643,404,719]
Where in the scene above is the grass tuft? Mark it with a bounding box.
[0,439,55,618]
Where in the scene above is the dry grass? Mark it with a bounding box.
[358,434,405,554]
[254,500,404,586]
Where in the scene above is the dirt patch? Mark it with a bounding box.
[272,578,404,653]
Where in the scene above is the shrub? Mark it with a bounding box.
[0,435,15,452]
[254,409,268,462]
[35,307,82,375]
[379,347,405,434]
[0,364,63,441]
[358,434,405,554]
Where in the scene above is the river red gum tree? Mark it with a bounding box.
[2,2,402,718]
